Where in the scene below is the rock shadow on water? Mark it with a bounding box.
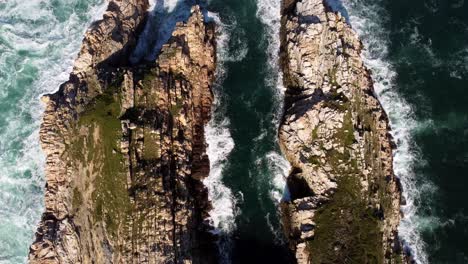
[131,0,211,63]
[324,0,350,23]
[231,235,295,264]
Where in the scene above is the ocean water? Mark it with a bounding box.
[0,0,467,263]
[384,0,468,263]
[205,0,293,262]
[0,0,107,262]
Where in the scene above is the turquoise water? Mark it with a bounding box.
[0,0,105,262]
[1,0,467,263]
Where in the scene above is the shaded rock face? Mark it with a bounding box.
[279,0,405,263]
[29,1,217,263]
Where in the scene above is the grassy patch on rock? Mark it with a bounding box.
[307,144,383,264]
[75,80,131,237]
[306,174,384,264]
[142,128,160,160]
[305,99,384,263]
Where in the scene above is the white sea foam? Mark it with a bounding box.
[131,0,193,62]
[449,47,468,79]
[256,0,285,99]
[203,11,241,233]
[0,0,107,263]
[256,0,291,204]
[340,0,431,262]
[204,118,236,233]
[203,11,242,264]
[207,11,248,63]
[265,152,291,203]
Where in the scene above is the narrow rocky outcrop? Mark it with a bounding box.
[279,0,406,263]
[29,1,217,263]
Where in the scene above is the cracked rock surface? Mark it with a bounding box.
[29,2,217,263]
[279,0,407,263]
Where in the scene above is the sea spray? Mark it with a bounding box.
[203,11,244,264]
[0,0,107,262]
[338,0,432,262]
[254,0,293,245]
[255,0,291,203]
[131,0,194,63]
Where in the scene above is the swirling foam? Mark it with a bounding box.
[338,0,432,262]
[204,11,246,264]
[0,0,107,263]
[255,0,291,204]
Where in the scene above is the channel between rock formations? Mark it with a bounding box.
[28,0,409,263]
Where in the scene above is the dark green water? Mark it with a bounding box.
[206,0,293,263]
[341,0,468,263]
[385,0,468,263]
[1,0,468,263]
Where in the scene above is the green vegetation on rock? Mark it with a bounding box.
[170,98,184,116]
[306,174,384,264]
[139,68,160,108]
[336,110,355,148]
[306,93,384,263]
[71,79,131,237]
[143,128,160,160]
[72,187,83,210]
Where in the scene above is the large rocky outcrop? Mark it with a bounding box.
[29,1,217,263]
[279,0,406,263]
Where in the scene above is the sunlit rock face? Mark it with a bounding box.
[278,0,406,263]
[29,2,218,263]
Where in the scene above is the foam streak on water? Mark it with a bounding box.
[255,0,291,204]
[0,1,106,262]
[203,11,243,264]
[131,0,195,63]
[338,0,431,262]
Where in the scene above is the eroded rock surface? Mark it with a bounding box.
[279,0,406,263]
[29,2,217,263]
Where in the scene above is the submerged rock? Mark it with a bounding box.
[29,1,217,263]
[279,0,406,263]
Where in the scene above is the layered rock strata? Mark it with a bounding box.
[279,0,406,263]
[29,2,217,263]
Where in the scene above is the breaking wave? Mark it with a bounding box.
[338,0,432,262]
[255,0,291,204]
[0,0,107,262]
[203,10,246,264]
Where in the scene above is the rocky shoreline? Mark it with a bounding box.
[29,0,409,263]
[278,0,407,263]
[29,1,217,263]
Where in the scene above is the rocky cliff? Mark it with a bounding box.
[29,1,217,263]
[279,0,406,263]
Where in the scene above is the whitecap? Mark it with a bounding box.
[255,0,291,204]
[204,118,236,234]
[0,0,107,262]
[340,0,432,262]
[203,10,239,264]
